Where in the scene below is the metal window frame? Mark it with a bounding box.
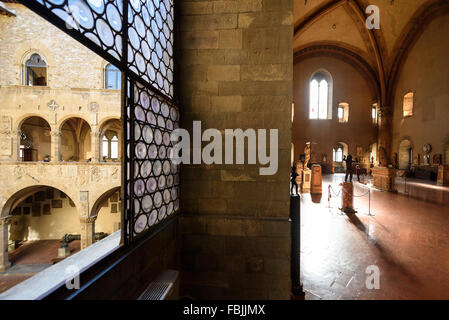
[18,0,180,245]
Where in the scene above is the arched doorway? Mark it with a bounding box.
[19,116,51,162]
[333,142,348,173]
[398,139,413,170]
[60,117,92,162]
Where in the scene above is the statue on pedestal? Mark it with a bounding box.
[304,142,311,169]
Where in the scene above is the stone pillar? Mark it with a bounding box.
[90,128,100,163]
[50,129,61,162]
[80,216,96,249]
[0,216,11,272]
[378,106,393,164]
[340,182,356,214]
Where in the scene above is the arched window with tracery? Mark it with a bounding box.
[333,147,343,163]
[309,70,332,120]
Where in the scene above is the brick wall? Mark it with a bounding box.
[178,0,293,299]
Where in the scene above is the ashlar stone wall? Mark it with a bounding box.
[178,0,293,299]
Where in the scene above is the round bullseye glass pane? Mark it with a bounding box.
[140,160,152,178]
[146,177,157,193]
[134,214,147,234]
[106,3,121,31]
[142,125,153,143]
[135,142,146,159]
[142,195,153,213]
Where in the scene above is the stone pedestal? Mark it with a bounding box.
[301,169,311,194]
[437,165,449,186]
[311,164,322,194]
[372,167,396,192]
[58,246,71,258]
[340,182,356,214]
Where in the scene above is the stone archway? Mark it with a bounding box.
[0,185,81,271]
[18,116,51,162]
[91,186,122,238]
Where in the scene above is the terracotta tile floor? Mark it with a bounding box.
[0,240,80,294]
[301,174,449,300]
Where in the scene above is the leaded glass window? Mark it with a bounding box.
[309,71,332,120]
[20,0,179,244]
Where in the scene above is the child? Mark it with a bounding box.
[356,164,361,182]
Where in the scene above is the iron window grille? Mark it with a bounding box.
[19,0,180,244]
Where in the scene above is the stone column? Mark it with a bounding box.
[80,216,97,249]
[378,106,393,164]
[90,128,100,163]
[50,129,61,162]
[0,216,11,272]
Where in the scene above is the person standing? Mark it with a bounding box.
[344,154,355,183]
[291,165,299,196]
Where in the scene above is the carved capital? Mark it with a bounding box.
[50,130,62,137]
[90,130,101,138]
[80,216,97,224]
[0,216,13,226]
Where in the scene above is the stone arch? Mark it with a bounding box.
[387,0,449,106]
[58,117,92,162]
[90,186,121,219]
[15,113,52,131]
[57,115,91,130]
[294,43,380,102]
[17,115,52,162]
[98,118,121,161]
[1,183,80,219]
[98,116,121,133]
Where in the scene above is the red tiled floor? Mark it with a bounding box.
[9,240,80,265]
[301,174,449,300]
[0,240,81,294]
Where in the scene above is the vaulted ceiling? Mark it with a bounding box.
[294,0,449,106]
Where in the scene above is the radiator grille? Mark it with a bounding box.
[138,282,172,300]
[138,270,179,300]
